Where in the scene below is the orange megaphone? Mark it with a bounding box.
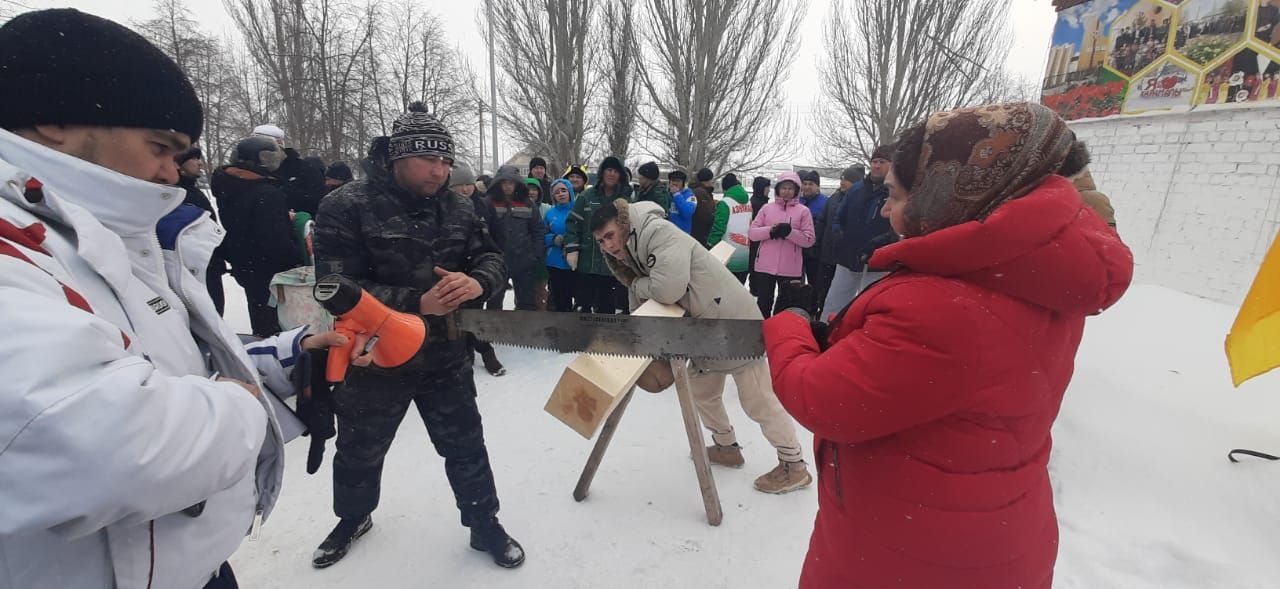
[314,274,428,382]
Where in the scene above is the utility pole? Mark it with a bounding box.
[478,105,486,173]
[486,0,499,169]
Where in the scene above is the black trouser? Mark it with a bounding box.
[202,562,237,589]
[575,273,618,314]
[750,272,800,318]
[332,365,500,527]
[803,257,832,315]
[232,270,280,337]
[508,265,537,311]
[733,271,749,285]
[548,267,576,312]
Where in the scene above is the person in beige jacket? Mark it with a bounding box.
[588,198,812,494]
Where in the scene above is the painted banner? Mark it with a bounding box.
[1042,0,1280,120]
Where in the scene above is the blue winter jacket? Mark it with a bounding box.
[800,192,829,223]
[669,187,697,234]
[544,178,576,270]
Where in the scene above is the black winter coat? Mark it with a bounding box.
[833,178,892,271]
[210,166,304,277]
[313,176,506,370]
[278,149,328,216]
[485,187,546,276]
[692,185,716,248]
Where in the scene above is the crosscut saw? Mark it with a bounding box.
[453,310,764,361]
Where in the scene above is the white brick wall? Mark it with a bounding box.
[1070,105,1280,305]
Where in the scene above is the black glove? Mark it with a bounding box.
[770,222,792,239]
[775,281,814,316]
[293,348,337,475]
[859,231,900,265]
[809,321,832,351]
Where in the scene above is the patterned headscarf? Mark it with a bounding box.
[902,102,1075,237]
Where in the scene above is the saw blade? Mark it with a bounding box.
[455,310,765,360]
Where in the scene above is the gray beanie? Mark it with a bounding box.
[450,163,477,187]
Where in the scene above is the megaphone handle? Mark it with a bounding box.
[326,323,356,383]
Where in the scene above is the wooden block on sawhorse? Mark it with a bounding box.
[543,299,684,439]
[544,240,737,438]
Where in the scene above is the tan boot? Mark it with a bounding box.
[705,443,745,468]
[753,461,813,494]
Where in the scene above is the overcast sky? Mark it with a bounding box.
[23,0,1059,164]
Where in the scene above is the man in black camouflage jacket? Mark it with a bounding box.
[311,104,524,570]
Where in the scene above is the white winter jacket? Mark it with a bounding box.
[0,129,306,589]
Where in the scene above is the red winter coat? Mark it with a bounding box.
[763,175,1132,589]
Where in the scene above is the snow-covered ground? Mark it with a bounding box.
[222,277,1280,588]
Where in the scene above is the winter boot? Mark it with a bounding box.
[706,443,745,468]
[753,460,813,494]
[481,349,506,376]
[469,519,525,568]
[312,515,373,569]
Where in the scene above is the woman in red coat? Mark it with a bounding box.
[763,103,1134,589]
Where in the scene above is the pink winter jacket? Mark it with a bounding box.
[750,173,815,278]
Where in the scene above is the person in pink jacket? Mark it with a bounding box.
[749,171,815,317]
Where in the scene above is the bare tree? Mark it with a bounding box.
[225,0,319,151]
[633,0,806,174]
[813,0,1012,164]
[303,0,377,161]
[599,0,639,160]
[481,0,596,172]
[134,0,254,162]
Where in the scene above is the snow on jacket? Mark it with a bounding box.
[486,166,546,276]
[762,175,1134,589]
[669,186,697,234]
[0,129,307,589]
[543,179,576,271]
[603,200,760,374]
[748,173,815,278]
[706,183,752,273]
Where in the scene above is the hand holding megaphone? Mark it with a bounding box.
[314,274,429,383]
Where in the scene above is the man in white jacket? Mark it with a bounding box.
[0,9,354,588]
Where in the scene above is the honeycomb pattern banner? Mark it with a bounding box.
[1042,0,1280,120]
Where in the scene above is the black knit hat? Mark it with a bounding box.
[669,169,688,182]
[638,162,660,181]
[721,173,741,191]
[696,168,714,183]
[0,9,203,141]
[388,102,455,162]
[752,176,771,192]
[800,170,821,184]
[871,144,895,162]
[529,157,547,172]
[326,161,354,182]
[842,165,865,182]
[176,147,203,165]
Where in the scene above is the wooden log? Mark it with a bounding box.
[544,240,738,438]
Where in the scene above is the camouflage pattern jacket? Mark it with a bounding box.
[314,176,506,369]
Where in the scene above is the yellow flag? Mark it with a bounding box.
[1226,233,1280,386]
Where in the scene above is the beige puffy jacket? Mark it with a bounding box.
[604,199,760,373]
